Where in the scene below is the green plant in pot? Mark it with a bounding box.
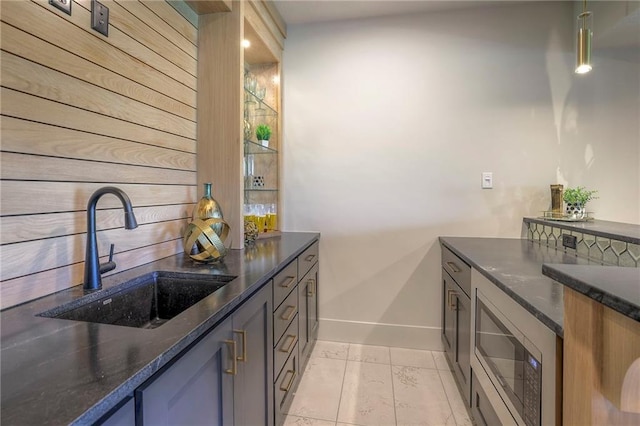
[563,186,598,218]
[255,124,271,147]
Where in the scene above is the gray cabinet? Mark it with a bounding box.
[299,262,318,363]
[136,318,234,425]
[97,398,134,426]
[441,246,471,405]
[233,282,274,426]
[137,282,273,426]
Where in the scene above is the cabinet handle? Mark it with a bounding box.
[280,368,297,393]
[446,261,462,274]
[279,276,296,288]
[224,339,237,376]
[280,305,296,322]
[279,334,297,354]
[447,289,457,311]
[307,279,315,297]
[304,254,316,262]
[234,329,247,363]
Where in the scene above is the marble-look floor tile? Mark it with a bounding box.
[393,365,456,426]
[312,340,349,360]
[347,344,391,364]
[337,361,396,425]
[439,369,473,426]
[287,357,346,421]
[390,347,436,369]
[432,351,452,371]
[283,415,336,426]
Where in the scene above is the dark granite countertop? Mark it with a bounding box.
[523,217,640,245]
[542,264,640,322]
[1,232,319,426]
[439,237,596,336]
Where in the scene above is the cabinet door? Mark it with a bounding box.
[233,282,274,426]
[455,288,471,402]
[442,270,456,363]
[97,397,134,426]
[136,318,234,426]
[299,263,319,360]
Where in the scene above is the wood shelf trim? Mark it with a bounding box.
[185,0,232,14]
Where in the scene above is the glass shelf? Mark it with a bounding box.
[244,89,277,116]
[244,139,277,154]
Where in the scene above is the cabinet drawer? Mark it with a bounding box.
[297,241,319,281]
[273,289,297,344]
[442,246,471,296]
[274,343,299,426]
[273,260,298,310]
[274,317,298,379]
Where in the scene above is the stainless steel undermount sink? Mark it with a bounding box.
[38,272,237,329]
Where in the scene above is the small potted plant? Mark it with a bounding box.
[563,186,598,218]
[255,124,271,147]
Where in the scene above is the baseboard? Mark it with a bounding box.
[317,318,443,350]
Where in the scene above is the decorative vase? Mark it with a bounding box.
[566,202,586,219]
[183,183,230,262]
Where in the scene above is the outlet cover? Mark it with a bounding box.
[91,0,109,37]
[49,0,72,15]
[562,234,577,249]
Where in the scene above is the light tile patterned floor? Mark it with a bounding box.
[285,341,473,426]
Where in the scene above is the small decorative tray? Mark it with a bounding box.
[538,211,595,222]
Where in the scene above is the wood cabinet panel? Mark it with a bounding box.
[1,89,196,153]
[1,0,197,105]
[185,0,232,14]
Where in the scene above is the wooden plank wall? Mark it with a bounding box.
[0,0,198,309]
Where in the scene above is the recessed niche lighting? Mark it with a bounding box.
[272,75,280,84]
[242,39,251,48]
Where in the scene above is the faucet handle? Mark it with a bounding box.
[99,244,117,275]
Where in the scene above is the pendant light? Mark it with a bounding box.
[575,0,593,74]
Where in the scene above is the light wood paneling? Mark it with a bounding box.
[141,0,198,45]
[197,3,244,248]
[1,220,188,281]
[1,89,196,153]
[0,182,196,216]
[2,52,196,139]
[112,0,197,59]
[244,1,283,63]
[248,0,284,50]
[0,239,183,310]
[1,0,198,308]
[1,0,196,106]
[0,22,195,121]
[0,205,193,245]
[185,0,232,14]
[259,0,286,40]
[563,287,640,425]
[1,117,196,170]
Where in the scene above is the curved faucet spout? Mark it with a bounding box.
[84,187,138,292]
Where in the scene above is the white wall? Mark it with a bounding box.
[282,2,640,348]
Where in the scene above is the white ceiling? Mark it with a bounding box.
[272,0,512,25]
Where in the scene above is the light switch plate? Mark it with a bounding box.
[91,0,109,37]
[49,0,72,15]
[481,172,493,189]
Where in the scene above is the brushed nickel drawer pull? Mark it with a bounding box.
[234,329,247,362]
[446,261,462,274]
[307,279,315,297]
[280,368,297,393]
[447,289,457,311]
[279,276,295,288]
[224,339,237,376]
[279,334,297,354]
[280,305,296,322]
[304,254,316,262]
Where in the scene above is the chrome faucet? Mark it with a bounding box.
[84,187,138,291]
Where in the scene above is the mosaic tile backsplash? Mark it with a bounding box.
[524,220,640,268]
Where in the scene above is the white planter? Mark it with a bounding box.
[259,140,269,148]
